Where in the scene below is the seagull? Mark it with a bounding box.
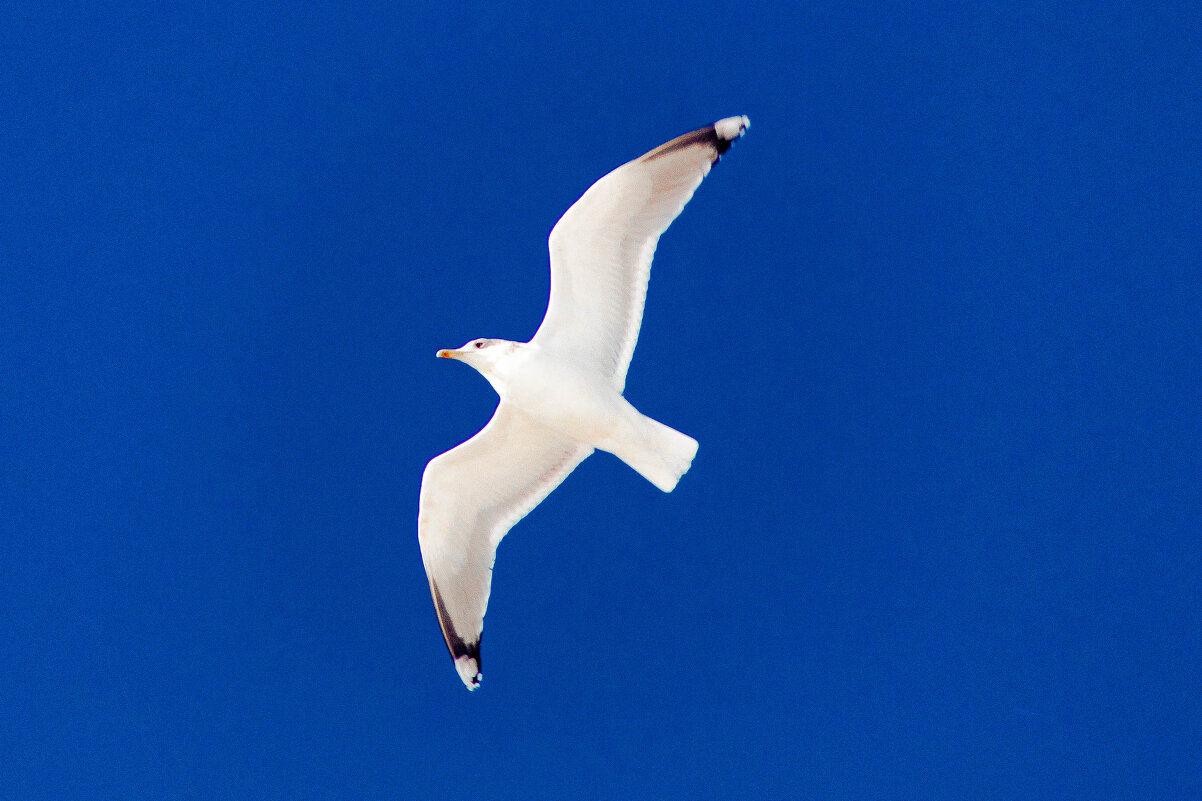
[419,115,750,689]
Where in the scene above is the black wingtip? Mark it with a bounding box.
[642,115,750,162]
[431,581,483,690]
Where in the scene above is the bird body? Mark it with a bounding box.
[419,115,749,689]
[439,338,698,491]
[458,340,622,442]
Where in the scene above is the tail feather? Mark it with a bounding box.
[607,414,698,492]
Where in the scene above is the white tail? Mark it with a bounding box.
[604,412,699,492]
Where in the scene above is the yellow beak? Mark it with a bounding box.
[437,349,458,359]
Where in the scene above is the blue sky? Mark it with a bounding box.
[1,2,1199,798]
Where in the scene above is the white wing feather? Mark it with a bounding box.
[533,115,749,390]
[418,403,592,689]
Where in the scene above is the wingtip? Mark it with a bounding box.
[711,116,749,156]
[455,655,482,690]
[640,116,751,163]
[430,580,484,690]
[714,115,750,141]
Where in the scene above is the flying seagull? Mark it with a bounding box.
[419,115,750,689]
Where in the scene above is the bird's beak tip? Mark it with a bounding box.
[437,349,453,359]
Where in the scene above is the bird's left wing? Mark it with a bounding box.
[418,402,593,689]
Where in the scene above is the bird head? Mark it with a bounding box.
[437,338,507,372]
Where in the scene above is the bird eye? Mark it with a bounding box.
[474,341,484,349]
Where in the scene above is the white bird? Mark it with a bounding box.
[419,115,750,689]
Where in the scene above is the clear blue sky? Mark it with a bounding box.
[2,2,1199,798]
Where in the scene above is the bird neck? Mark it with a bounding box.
[473,340,527,397]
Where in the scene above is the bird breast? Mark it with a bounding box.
[496,348,624,445]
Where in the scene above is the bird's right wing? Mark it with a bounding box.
[418,402,593,689]
[533,115,749,391]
